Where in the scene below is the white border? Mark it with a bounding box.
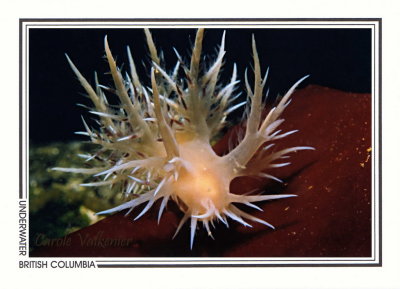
[21,19,380,267]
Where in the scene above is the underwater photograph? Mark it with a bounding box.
[27,25,374,258]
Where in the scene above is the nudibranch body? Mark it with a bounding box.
[54,29,313,248]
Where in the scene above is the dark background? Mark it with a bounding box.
[29,28,371,144]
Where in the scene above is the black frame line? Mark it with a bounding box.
[20,18,382,268]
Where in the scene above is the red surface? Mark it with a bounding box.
[32,85,372,257]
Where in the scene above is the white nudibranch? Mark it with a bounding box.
[53,29,314,249]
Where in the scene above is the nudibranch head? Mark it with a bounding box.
[53,29,313,249]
